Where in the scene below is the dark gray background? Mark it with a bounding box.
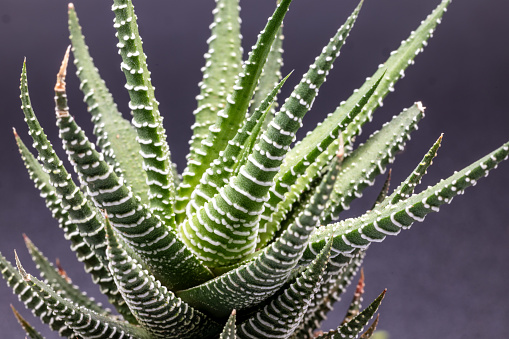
[1,0,508,338]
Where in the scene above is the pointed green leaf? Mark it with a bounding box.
[257,58,382,247]
[11,305,46,339]
[177,0,293,219]
[105,219,221,338]
[301,140,509,266]
[321,103,425,225]
[179,0,363,266]
[57,110,214,290]
[20,61,109,272]
[23,235,107,315]
[287,0,452,177]
[220,310,237,339]
[15,253,151,339]
[316,290,386,339]
[187,73,291,216]
[68,4,149,206]
[111,0,176,226]
[14,131,134,322]
[178,154,334,316]
[0,252,73,337]
[237,238,333,339]
[388,134,443,206]
[187,0,243,184]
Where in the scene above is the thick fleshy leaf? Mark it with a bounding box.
[236,238,333,339]
[23,235,107,315]
[11,305,46,339]
[111,0,176,226]
[287,0,452,176]
[56,105,214,291]
[177,0,293,220]
[316,290,386,339]
[178,149,338,316]
[20,61,111,282]
[301,140,509,265]
[187,74,291,216]
[15,253,151,339]
[68,4,149,206]
[14,131,124,315]
[257,60,381,247]
[52,48,213,290]
[179,0,362,266]
[105,220,221,339]
[187,0,243,188]
[0,252,73,337]
[320,103,425,225]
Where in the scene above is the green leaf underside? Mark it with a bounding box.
[105,221,221,339]
[283,0,452,178]
[177,143,339,317]
[24,235,107,316]
[19,62,138,320]
[220,310,237,339]
[320,103,425,225]
[316,290,385,339]
[178,0,362,267]
[56,113,214,290]
[293,251,365,339]
[187,74,291,217]
[20,62,108,267]
[112,0,176,227]
[14,133,122,307]
[187,0,243,198]
[236,238,333,339]
[16,256,151,339]
[68,4,150,206]
[11,305,46,339]
[300,141,509,266]
[0,252,73,337]
[176,0,293,220]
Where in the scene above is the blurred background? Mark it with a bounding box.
[0,0,508,337]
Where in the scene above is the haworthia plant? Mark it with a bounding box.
[2,0,507,338]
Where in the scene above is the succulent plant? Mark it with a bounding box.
[2,0,508,338]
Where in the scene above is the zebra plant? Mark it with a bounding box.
[2,0,508,338]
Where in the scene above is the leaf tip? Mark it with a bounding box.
[55,46,70,93]
[415,101,426,113]
[14,250,30,282]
